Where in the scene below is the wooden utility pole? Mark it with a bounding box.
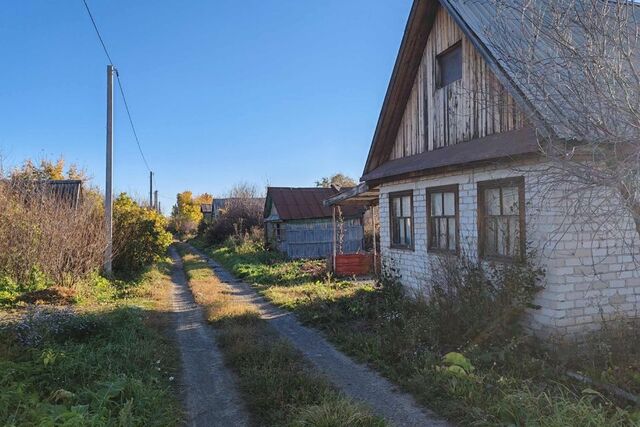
[149,171,154,208]
[104,64,114,275]
[154,190,158,212]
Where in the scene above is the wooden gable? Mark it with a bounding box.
[389,6,526,161]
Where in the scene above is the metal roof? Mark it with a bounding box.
[362,127,540,183]
[265,187,364,221]
[324,183,380,207]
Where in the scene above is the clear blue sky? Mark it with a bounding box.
[0,1,411,210]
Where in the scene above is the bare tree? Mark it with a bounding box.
[227,182,261,199]
[466,0,640,264]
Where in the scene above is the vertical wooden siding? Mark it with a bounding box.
[390,7,525,160]
[281,218,364,259]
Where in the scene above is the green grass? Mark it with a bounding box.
[178,245,385,427]
[204,242,640,427]
[0,261,183,427]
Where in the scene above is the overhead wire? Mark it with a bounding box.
[81,0,152,174]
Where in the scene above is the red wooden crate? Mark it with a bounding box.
[334,253,373,276]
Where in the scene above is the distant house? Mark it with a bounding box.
[263,187,365,259]
[200,203,213,222]
[325,0,640,338]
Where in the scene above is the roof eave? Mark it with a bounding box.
[363,0,439,176]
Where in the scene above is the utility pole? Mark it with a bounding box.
[149,171,154,208]
[104,64,114,275]
[154,190,158,212]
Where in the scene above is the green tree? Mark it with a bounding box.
[315,173,357,189]
[113,193,172,276]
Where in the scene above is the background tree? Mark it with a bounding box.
[227,182,261,199]
[315,173,357,189]
[170,190,209,237]
[202,182,264,244]
[10,157,87,181]
[194,192,213,205]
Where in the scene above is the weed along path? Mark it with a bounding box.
[186,244,451,427]
[168,247,250,427]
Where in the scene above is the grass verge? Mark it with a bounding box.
[203,241,640,426]
[176,244,385,427]
[0,259,183,426]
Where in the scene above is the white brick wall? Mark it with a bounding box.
[378,160,640,338]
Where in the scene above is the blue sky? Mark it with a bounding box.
[0,1,411,210]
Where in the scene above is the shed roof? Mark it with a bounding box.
[1,179,83,208]
[265,187,364,221]
[200,203,212,214]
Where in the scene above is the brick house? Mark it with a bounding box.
[326,0,640,337]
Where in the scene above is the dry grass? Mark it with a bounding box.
[0,180,105,288]
[176,245,385,427]
[179,251,259,322]
[206,242,640,426]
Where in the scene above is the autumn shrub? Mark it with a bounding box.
[112,194,172,277]
[203,198,263,245]
[0,180,105,289]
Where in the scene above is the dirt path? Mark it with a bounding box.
[168,247,249,427]
[187,244,451,427]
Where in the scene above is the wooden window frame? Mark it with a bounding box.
[426,184,460,255]
[275,222,284,242]
[436,41,462,88]
[389,190,415,251]
[477,177,526,263]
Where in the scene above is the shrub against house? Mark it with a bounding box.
[327,0,640,338]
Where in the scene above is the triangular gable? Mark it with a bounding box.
[363,0,543,176]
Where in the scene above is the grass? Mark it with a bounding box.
[202,241,640,427]
[176,244,385,427]
[0,259,183,426]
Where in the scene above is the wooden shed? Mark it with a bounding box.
[264,187,365,259]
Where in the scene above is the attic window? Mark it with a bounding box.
[437,41,462,87]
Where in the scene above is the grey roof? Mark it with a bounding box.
[442,0,640,141]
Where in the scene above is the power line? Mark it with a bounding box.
[81,0,152,173]
[115,73,151,172]
[81,0,114,65]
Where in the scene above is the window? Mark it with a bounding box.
[477,177,525,261]
[437,41,462,87]
[389,191,413,249]
[427,185,459,253]
[275,223,284,241]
